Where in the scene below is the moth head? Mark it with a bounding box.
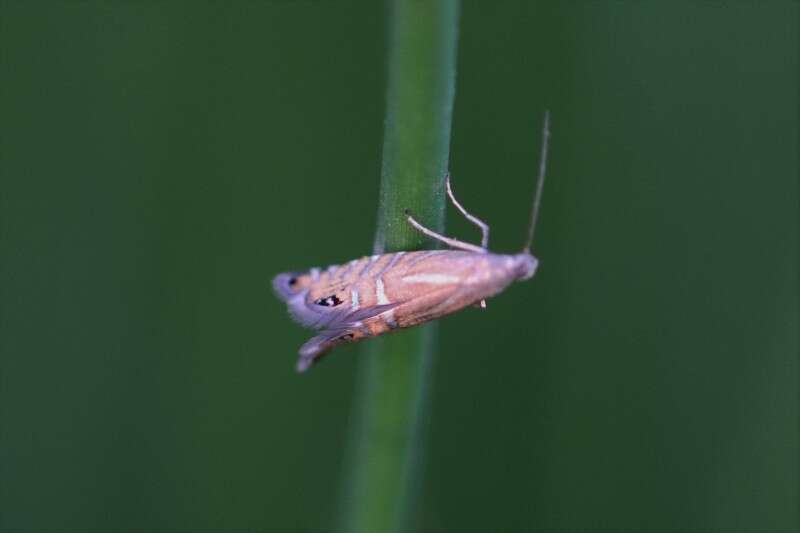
[513,252,539,281]
[272,272,305,301]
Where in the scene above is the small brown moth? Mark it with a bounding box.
[274,112,551,372]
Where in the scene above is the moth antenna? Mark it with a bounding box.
[523,110,551,253]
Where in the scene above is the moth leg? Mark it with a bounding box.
[446,174,489,249]
[473,299,487,309]
[404,209,487,254]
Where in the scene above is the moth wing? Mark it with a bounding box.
[296,329,348,372]
[277,274,402,331]
[335,303,401,327]
[298,301,400,330]
[293,301,405,372]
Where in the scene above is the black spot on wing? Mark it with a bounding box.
[314,295,343,307]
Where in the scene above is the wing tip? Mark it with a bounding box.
[295,330,348,373]
[296,340,324,373]
[296,356,313,373]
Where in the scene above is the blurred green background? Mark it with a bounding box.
[1,1,796,532]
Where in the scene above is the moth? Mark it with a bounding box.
[274,112,551,372]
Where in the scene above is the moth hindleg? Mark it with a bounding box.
[445,174,489,250]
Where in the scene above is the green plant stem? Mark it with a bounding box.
[338,1,459,532]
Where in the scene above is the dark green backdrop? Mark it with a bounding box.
[1,2,796,532]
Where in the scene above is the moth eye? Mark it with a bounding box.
[314,294,343,307]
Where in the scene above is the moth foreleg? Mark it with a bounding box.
[445,174,490,249]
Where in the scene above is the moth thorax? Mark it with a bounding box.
[513,253,539,281]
